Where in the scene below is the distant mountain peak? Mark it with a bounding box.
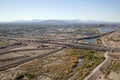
[9,19,120,24]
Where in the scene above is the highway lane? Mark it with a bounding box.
[0,30,118,71]
[0,56,28,62]
[0,31,116,53]
[0,42,26,52]
[0,47,56,55]
[2,30,115,44]
[76,30,114,41]
[0,46,66,71]
[38,41,120,52]
[1,40,119,56]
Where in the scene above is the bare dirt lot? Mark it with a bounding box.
[0,48,104,80]
[96,31,120,80]
[103,31,120,48]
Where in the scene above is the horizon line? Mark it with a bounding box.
[0,19,120,23]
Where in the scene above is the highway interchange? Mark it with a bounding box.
[0,30,119,71]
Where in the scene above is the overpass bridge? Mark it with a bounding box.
[76,30,114,41]
[0,30,119,71]
[0,30,118,52]
[38,41,120,52]
[1,30,115,43]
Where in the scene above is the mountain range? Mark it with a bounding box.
[1,19,120,24]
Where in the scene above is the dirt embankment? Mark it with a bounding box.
[103,31,120,48]
[96,31,120,80]
[0,49,79,80]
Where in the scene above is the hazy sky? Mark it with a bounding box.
[0,0,120,22]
